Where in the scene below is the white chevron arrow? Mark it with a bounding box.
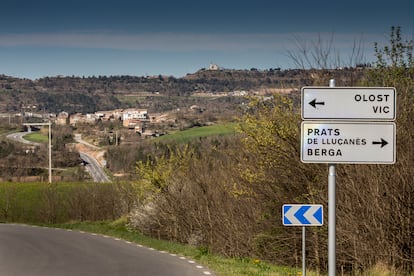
[283,204,323,226]
[303,205,322,225]
[284,205,302,225]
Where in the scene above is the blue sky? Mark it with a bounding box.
[0,0,413,79]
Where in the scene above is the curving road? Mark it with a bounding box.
[80,152,111,183]
[6,131,110,183]
[74,134,111,183]
[0,224,214,276]
[6,131,41,146]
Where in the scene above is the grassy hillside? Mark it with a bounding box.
[157,123,237,143]
[24,132,48,143]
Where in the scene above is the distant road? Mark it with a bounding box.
[0,224,213,276]
[6,131,41,146]
[6,131,110,183]
[80,152,110,183]
[74,134,111,183]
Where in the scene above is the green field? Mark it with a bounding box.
[0,182,85,223]
[24,132,48,143]
[157,123,238,143]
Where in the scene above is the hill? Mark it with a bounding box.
[0,68,367,114]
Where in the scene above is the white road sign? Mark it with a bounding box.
[301,122,396,164]
[302,87,396,120]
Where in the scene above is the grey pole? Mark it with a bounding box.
[302,226,306,276]
[328,79,336,276]
[48,121,52,183]
[23,122,52,183]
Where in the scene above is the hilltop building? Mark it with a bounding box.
[208,63,220,71]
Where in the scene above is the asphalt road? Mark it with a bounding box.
[0,224,213,276]
[75,134,111,183]
[80,152,111,183]
[6,131,41,146]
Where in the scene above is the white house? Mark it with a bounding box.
[121,109,148,121]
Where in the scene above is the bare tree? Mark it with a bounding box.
[286,33,366,69]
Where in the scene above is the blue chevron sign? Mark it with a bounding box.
[282,204,323,226]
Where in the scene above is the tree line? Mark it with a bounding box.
[0,67,366,114]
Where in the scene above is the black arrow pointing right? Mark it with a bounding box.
[372,138,388,148]
[309,99,325,109]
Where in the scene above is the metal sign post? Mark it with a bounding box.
[328,162,335,276]
[302,226,306,276]
[327,79,336,276]
[299,80,396,275]
[23,122,52,183]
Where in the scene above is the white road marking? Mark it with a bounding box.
[19,225,215,275]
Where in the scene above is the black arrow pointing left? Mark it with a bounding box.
[372,138,388,148]
[309,99,325,109]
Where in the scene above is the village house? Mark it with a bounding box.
[123,119,144,133]
[57,108,149,129]
[69,113,98,126]
[111,109,124,121]
[85,113,98,124]
[56,111,69,126]
[121,108,148,121]
[95,109,123,121]
[69,113,84,126]
[120,109,148,133]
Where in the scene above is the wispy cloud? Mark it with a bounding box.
[0,32,385,52]
[0,32,280,51]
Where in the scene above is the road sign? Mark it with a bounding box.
[301,122,396,164]
[301,87,396,120]
[283,204,323,226]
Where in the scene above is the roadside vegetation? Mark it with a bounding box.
[0,182,309,275]
[127,27,414,275]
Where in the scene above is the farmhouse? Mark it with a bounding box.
[121,109,148,121]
